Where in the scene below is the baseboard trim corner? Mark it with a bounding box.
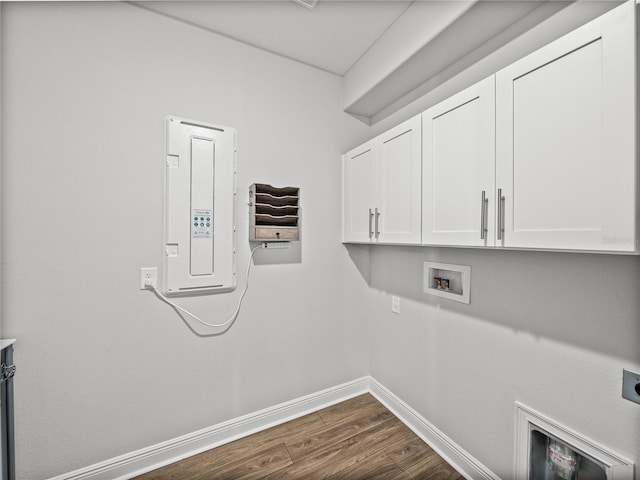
[49,376,498,480]
[368,377,500,480]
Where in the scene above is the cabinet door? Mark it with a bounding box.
[422,77,495,246]
[375,114,422,244]
[343,139,376,242]
[496,2,636,252]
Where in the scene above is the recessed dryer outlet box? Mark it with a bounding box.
[423,261,471,304]
[622,369,640,405]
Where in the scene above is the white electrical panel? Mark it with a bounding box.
[163,116,237,295]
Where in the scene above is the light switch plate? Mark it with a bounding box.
[391,296,400,314]
[622,369,640,405]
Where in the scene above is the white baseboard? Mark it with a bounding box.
[48,378,369,480]
[368,378,500,480]
[49,376,498,480]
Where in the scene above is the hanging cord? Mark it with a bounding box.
[145,245,261,328]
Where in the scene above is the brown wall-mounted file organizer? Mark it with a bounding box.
[249,184,300,241]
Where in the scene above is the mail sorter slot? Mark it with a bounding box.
[250,184,300,241]
[255,203,299,217]
[255,215,298,227]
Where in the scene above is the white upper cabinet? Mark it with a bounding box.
[342,1,636,253]
[342,139,376,243]
[343,115,422,244]
[422,76,496,247]
[376,116,422,244]
[495,1,636,252]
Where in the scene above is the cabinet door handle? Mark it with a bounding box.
[368,208,374,239]
[480,191,488,240]
[374,208,380,239]
[497,188,505,241]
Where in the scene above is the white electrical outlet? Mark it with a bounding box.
[140,267,158,289]
[391,296,400,314]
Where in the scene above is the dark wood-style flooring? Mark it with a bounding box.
[133,393,464,480]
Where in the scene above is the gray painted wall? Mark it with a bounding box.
[354,245,640,477]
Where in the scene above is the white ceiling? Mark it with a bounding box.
[133,0,621,122]
[134,0,413,76]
